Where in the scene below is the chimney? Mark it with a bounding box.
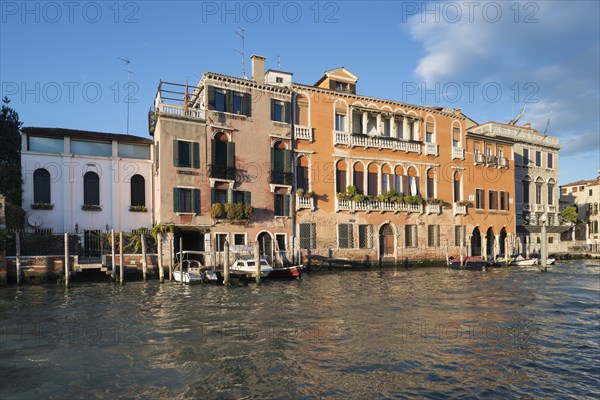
[251,55,265,84]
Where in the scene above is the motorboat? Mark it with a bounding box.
[269,265,304,279]
[173,251,218,284]
[230,257,273,278]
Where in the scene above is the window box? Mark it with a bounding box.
[82,204,102,211]
[129,205,148,212]
[31,203,54,210]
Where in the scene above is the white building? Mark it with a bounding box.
[21,128,154,238]
[560,171,600,247]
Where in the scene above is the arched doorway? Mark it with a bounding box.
[379,223,395,257]
[257,232,273,264]
[471,227,482,256]
[486,227,495,259]
[499,228,507,256]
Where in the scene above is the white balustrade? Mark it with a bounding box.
[454,204,467,215]
[296,195,314,210]
[425,142,439,156]
[336,197,423,213]
[294,125,313,141]
[452,146,465,159]
[333,131,421,153]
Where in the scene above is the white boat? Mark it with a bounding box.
[173,251,218,284]
[511,256,538,266]
[231,257,273,278]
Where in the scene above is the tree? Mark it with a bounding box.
[0,97,23,206]
[560,206,578,224]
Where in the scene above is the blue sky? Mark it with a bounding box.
[1,0,598,184]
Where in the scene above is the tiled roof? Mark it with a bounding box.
[22,127,152,144]
[561,178,598,187]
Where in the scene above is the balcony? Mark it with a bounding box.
[208,165,237,181]
[534,204,545,212]
[523,203,532,212]
[155,103,205,120]
[336,198,423,213]
[474,153,486,164]
[499,157,509,168]
[547,204,557,212]
[426,204,442,214]
[296,195,314,211]
[452,146,465,160]
[425,142,439,156]
[453,203,467,215]
[294,125,313,141]
[334,131,421,153]
[486,155,498,166]
[270,171,293,186]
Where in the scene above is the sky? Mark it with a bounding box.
[1,0,599,185]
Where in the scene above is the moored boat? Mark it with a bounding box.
[268,265,304,279]
[231,257,273,278]
[511,257,538,266]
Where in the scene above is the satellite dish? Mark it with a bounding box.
[27,214,44,227]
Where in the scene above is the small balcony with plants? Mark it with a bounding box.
[453,200,470,215]
[82,204,102,211]
[129,205,148,212]
[210,203,254,225]
[425,198,443,214]
[336,187,423,213]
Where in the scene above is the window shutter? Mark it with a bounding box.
[211,188,216,205]
[283,194,290,217]
[243,93,252,117]
[285,101,291,123]
[244,191,251,205]
[226,142,235,169]
[283,149,292,174]
[173,140,179,166]
[270,99,275,121]
[192,189,200,214]
[207,86,215,110]
[225,90,233,113]
[270,147,275,174]
[173,188,179,212]
[155,141,159,171]
[211,139,216,168]
[192,142,200,169]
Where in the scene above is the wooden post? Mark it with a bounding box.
[111,229,116,280]
[179,237,183,285]
[15,232,21,285]
[444,243,450,268]
[157,232,164,283]
[119,231,124,285]
[541,221,548,272]
[254,241,261,284]
[223,240,230,286]
[141,233,147,281]
[169,235,173,281]
[63,232,69,288]
[460,240,464,268]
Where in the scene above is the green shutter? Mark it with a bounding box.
[283,149,292,173]
[173,140,179,166]
[243,93,252,117]
[173,188,179,212]
[244,191,251,205]
[193,142,200,169]
[192,189,200,214]
[207,86,215,110]
[270,99,275,121]
[211,188,216,205]
[226,142,235,169]
[227,188,233,204]
[283,195,290,217]
[270,147,276,173]
[285,101,291,123]
[225,90,233,113]
[155,141,159,171]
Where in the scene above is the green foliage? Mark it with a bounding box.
[31,202,54,210]
[244,204,254,220]
[211,203,224,219]
[352,194,365,202]
[0,97,23,206]
[212,203,253,223]
[5,202,24,229]
[82,204,102,211]
[123,228,157,254]
[346,185,358,196]
[224,203,245,221]
[426,198,443,205]
[296,188,305,197]
[150,223,173,241]
[129,205,147,212]
[404,195,424,205]
[560,206,578,224]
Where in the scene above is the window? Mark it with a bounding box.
[548,185,554,205]
[174,140,200,168]
[338,224,353,248]
[83,171,100,205]
[173,188,200,213]
[535,151,541,167]
[130,175,145,206]
[353,168,364,194]
[211,189,227,205]
[523,148,529,165]
[208,86,251,116]
[234,233,246,246]
[211,133,235,180]
[336,161,347,193]
[215,233,228,252]
[271,142,292,185]
[488,190,498,210]
[33,168,51,204]
[299,223,316,249]
[358,225,374,249]
[72,140,111,157]
[334,81,348,92]
[274,194,290,217]
[232,190,251,205]
[499,191,509,211]
[425,122,434,143]
[523,181,530,203]
[476,189,485,209]
[335,113,346,131]
[426,169,435,199]
[276,234,287,251]
[454,225,466,246]
[452,127,460,147]
[352,112,363,134]
[561,188,567,195]
[276,77,283,83]
[535,184,542,204]
[232,92,244,114]
[118,143,150,159]
[271,100,291,123]
[497,146,503,159]
[28,136,63,153]
[547,153,553,169]
[427,225,440,247]
[214,89,226,111]
[453,172,461,202]
[589,189,593,196]
[405,225,418,247]
[367,167,377,196]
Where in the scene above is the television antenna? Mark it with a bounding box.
[277,54,282,69]
[234,28,246,79]
[118,57,134,134]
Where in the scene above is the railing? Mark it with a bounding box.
[270,171,293,186]
[523,203,532,211]
[534,204,545,212]
[454,203,467,215]
[486,155,498,165]
[336,198,423,213]
[547,204,557,212]
[156,103,206,120]
[296,195,314,210]
[294,125,313,141]
[452,146,464,160]
[499,157,509,168]
[208,165,237,181]
[426,204,441,214]
[334,131,421,153]
[425,142,439,156]
[474,153,485,164]
[471,123,560,147]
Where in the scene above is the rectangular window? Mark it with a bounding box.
[499,191,509,210]
[271,100,291,123]
[211,189,227,205]
[338,224,353,249]
[425,122,434,143]
[488,190,498,210]
[232,190,252,205]
[523,148,529,165]
[454,225,466,247]
[452,127,460,147]
[275,234,287,252]
[274,194,290,217]
[547,153,553,169]
[173,188,200,214]
[476,189,485,209]
[548,186,554,205]
[214,89,226,112]
[71,140,112,157]
[234,233,246,246]
[232,92,243,114]
[352,113,362,134]
[335,113,346,131]
[427,225,440,247]
[28,136,63,153]
[561,188,567,194]
[497,145,503,159]
[358,225,374,249]
[299,223,316,249]
[536,184,542,204]
[215,233,227,252]
[523,181,530,203]
[405,225,418,247]
[118,143,151,159]
[208,86,251,116]
[334,81,348,92]
[535,151,541,167]
[173,140,200,168]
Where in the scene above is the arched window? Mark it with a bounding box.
[407,166,419,196]
[296,156,309,191]
[83,171,100,205]
[353,162,364,194]
[394,166,404,193]
[453,171,461,202]
[33,168,51,204]
[367,163,378,196]
[426,169,435,198]
[381,164,392,193]
[336,160,347,193]
[130,175,145,206]
[211,132,235,180]
[271,141,291,185]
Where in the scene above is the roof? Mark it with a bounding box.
[560,178,599,187]
[22,127,152,144]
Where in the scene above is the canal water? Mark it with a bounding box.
[1,261,599,399]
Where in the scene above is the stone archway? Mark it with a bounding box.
[379,223,395,258]
[471,227,482,257]
[257,231,273,264]
[486,227,495,259]
[499,228,507,256]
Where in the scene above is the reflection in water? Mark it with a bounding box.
[1,261,598,399]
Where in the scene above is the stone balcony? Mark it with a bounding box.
[296,195,314,211]
[294,125,313,141]
[426,204,442,214]
[454,203,467,215]
[425,142,439,156]
[452,146,465,160]
[336,198,423,213]
[334,131,421,153]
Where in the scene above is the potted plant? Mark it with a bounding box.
[296,188,305,197]
[31,202,54,210]
[129,205,147,212]
[82,204,102,211]
[211,203,224,219]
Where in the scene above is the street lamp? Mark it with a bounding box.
[540,213,548,272]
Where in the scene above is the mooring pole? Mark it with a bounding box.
[460,240,464,268]
[169,235,173,281]
[541,218,548,272]
[63,232,69,288]
[111,229,116,280]
[141,233,147,281]
[157,232,164,283]
[15,232,21,286]
[444,243,450,268]
[179,237,183,285]
[223,240,230,286]
[254,241,261,284]
[119,231,124,285]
